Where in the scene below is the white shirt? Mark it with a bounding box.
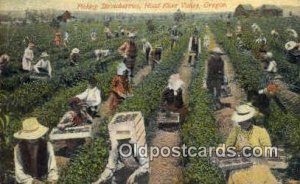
[267,60,278,73]
[142,42,152,53]
[76,87,101,107]
[22,47,34,71]
[14,142,58,184]
[34,59,52,77]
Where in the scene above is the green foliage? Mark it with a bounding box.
[182,50,225,184]
[59,33,189,183]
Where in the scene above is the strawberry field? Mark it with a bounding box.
[1,13,300,184]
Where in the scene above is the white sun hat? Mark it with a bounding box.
[266,52,273,58]
[14,118,49,140]
[117,62,128,75]
[40,52,49,58]
[211,47,224,54]
[128,33,136,38]
[285,41,297,51]
[231,104,256,123]
[72,48,80,54]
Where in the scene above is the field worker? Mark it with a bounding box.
[260,51,275,71]
[0,54,10,76]
[203,34,210,49]
[251,23,261,35]
[33,52,52,78]
[54,32,62,47]
[149,45,163,69]
[235,20,242,36]
[104,26,113,39]
[170,25,179,49]
[188,30,200,66]
[14,118,58,184]
[285,41,300,63]
[265,53,278,74]
[141,38,152,64]
[22,43,34,71]
[92,130,149,184]
[57,97,93,130]
[76,77,101,117]
[94,49,111,71]
[206,47,225,110]
[225,104,278,184]
[69,48,80,66]
[91,30,97,41]
[108,63,132,111]
[161,74,186,119]
[271,29,279,39]
[63,32,69,47]
[255,34,267,50]
[286,28,298,41]
[118,33,138,77]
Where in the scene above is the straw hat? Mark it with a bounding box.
[285,41,297,51]
[141,38,146,43]
[128,33,136,38]
[72,48,80,54]
[14,118,49,140]
[117,62,128,75]
[28,43,35,47]
[211,47,224,54]
[266,52,273,59]
[40,52,49,58]
[231,104,256,123]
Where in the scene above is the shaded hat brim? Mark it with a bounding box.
[14,125,48,140]
[231,108,256,123]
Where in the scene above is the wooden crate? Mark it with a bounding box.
[211,156,253,171]
[157,112,180,128]
[109,111,146,146]
[49,125,93,140]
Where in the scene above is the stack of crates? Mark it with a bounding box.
[109,111,146,146]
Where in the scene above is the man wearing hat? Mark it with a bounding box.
[92,125,149,184]
[69,48,80,66]
[22,43,34,71]
[33,52,52,78]
[0,53,10,76]
[91,30,97,41]
[206,47,225,110]
[149,44,163,69]
[188,30,200,66]
[141,38,152,65]
[118,33,138,77]
[170,25,180,50]
[14,118,58,184]
[76,77,101,117]
[226,104,277,184]
[285,41,300,63]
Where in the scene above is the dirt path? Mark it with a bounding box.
[205,29,245,140]
[149,51,194,184]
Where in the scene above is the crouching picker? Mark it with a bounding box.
[93,111,149,184]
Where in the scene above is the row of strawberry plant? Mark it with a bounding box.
[182,47,225,184]
[0,28,169,181]
[0,22,111,91]
[58,34,189,183]
[211,21,300,171]
[235,17,300,86]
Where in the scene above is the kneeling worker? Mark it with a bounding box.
[14,118,58,184]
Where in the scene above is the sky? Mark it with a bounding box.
[0,0,299,13]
